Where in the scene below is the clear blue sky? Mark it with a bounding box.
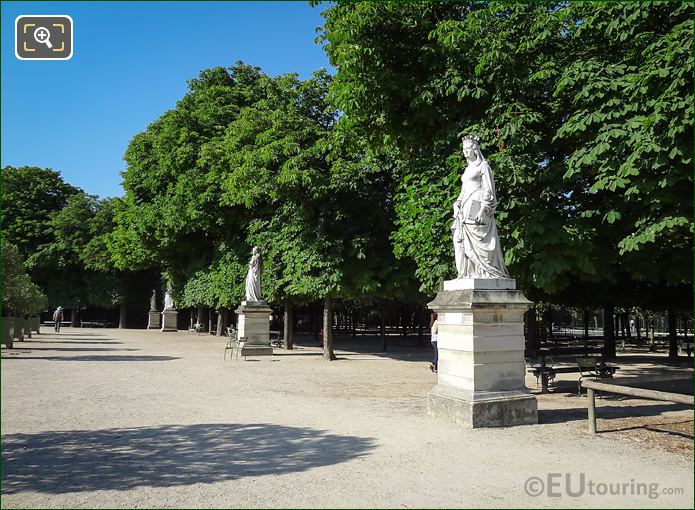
[1,1,332,198]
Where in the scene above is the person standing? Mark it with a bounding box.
[429,311,439,373]
[53,306,64,332]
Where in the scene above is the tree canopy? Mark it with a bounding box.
[318,1,693,308]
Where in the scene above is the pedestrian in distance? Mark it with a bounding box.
[429,311,439,373]
[53,306,64,332]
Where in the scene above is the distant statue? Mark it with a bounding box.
[163,286,175,310]
[245,246,263,302]
[150,290,157,311]
[452,135,510,279]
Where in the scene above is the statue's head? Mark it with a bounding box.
[252,246,260,255]
[461,135,483,162]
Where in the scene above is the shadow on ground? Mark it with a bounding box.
[0,355,179,362]
[1,423,376,494]
[22,340,124,345]
[539,402,692,425]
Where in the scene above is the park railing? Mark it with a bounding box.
[582,374,694,434]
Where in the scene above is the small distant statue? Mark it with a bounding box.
[452,135,510,279]
[163,286,175,310]
[150,290,157,311]
[245,246,263,302]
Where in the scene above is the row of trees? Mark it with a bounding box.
[1,166,156,327]
[2,2,692,359]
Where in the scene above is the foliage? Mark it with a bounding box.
[1,239,47,316]
[318,1,693,307]
[1,166,82,261]
[115,62,418,309]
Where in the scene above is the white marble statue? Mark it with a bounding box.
[451,135,510,279]
[163,286,175,310]
[245,246,263,302]
[150,290,157,311]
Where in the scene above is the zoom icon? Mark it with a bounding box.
[16,15,73,60]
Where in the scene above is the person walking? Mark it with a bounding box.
[53,306,64,332]
[429,311,439,373]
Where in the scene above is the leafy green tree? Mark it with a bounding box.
[1,166,82,261]
[116,62,418,356]
[317,1,693,315]
[1,239,47,316]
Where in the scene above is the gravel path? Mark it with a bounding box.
[2,328,692,508]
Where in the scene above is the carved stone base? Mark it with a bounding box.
[427,278,537,428]
[428,385,538,428]
[235,301,272,356]
[161,310,178,332]
[148,311,161,329]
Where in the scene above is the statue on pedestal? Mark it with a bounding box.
[452,135,510,279]
[245,247,263,302]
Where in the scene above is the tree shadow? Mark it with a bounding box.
[602,420,694,439]
[0,355,179,362]
[13,347,139,352]
[24,340,124,345]
[2,423,376,494]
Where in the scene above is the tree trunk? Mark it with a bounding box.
[583,309,590,339]
[603,304,616,359]
[119,302,127,329]
[351,310,357,339]
[668,309,678,359]
[283,299,294,350]
[208,307,214,335]
[648,317,656,352]
[312,302,321,343]
[69,308,75,328]
[417,306,424,347]
[322,296,335,360]
[623,312,631,338]
[216,308,224,337]
[380,304,387,352]
[525,307,539,355]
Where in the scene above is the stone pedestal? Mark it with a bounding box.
[235,301,273,356]
[427,278,538,428]
[161,310,178,332]
[148,311,161,330]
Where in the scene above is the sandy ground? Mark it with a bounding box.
[1,327,693,509]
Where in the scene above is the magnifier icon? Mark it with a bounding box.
[34,26,53,49]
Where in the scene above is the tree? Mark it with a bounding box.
[317,1,693,312]
[1,166,82,264]
[116,62,419,355]
[1,239,47,317]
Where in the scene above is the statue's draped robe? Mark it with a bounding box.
[452,159,510,279]
[245,254,262,301]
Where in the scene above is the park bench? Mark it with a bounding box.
[80,320,108,328]
[527,355,619,394]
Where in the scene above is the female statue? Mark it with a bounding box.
[245,246,263,302]
[451,136,510,279]
[163,286,175,310]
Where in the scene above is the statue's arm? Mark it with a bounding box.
[480,163,497,213]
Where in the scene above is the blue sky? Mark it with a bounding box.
[1,1,332,198]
